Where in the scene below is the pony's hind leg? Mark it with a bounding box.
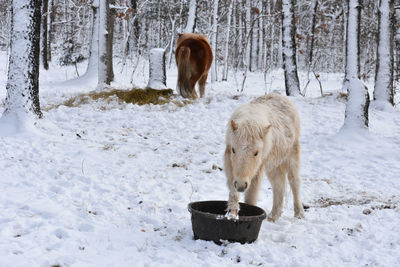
[190,80,198,98]
[287,149,305,219]
[245,168,263,205]
[198,74,208,98]
[267,166,286,222]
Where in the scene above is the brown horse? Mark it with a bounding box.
[175,33,213,99]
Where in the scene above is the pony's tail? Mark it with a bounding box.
[177,46,193,98]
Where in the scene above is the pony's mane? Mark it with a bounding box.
[228,104,270,142]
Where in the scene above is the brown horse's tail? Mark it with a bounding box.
[176,46,194,98]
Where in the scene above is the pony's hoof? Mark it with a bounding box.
[225,210,239,220]
[294,206,305,219]
[294,211,305,219]
[267,213,280,222]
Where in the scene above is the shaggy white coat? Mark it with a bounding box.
[224,93,305,221]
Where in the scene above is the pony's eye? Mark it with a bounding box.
[254,151,258,157]
[232,148,235,154]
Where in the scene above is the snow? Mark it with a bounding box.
[0,51,400,266]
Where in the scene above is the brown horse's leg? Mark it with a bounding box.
[189,78,198,98]
[198,74,208,98]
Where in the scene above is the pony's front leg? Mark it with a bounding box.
[227,189,239,219]
[224,146,239,218]
[267,166,286,222]
[245,168,263,205]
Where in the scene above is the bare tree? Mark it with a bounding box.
[81,0,114,87]
[281,0,301,96]
[210,0,219,82]
[47,0,55,62]
[245,0,251,70]
[98,0,114,86]
[184,0,197,33]
[4,0,42,118]
[84,3,100,80]
[374,0,395,106]
[41,0,49,70]
[222,0,234,81]
[395,2,400,82]
[302,0,319,95]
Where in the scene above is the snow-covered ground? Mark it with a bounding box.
[0,51,399,266]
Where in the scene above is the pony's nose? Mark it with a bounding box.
[234,181,248,192]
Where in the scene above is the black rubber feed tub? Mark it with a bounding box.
[188,200,266,244]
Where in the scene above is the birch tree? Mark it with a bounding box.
[85,3,100,80]
[210,0,219,82]
[374,0,395,107]
[250,6,259,71]
[342,0,370,130]
[245,0,251,70]
[281,0,301,96]
[257,1,264,70]
[82,0,114,87]
[222,0,233,81]
[4,0,42,118]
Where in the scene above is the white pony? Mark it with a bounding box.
[224,93,305,222]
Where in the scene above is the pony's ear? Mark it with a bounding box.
[230,120,238,131]
[178,33,183,38]
[260,124,271,138]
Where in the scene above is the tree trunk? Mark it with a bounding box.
[4,0,42,118]
[184,0,197,33]
[167,17,176,68]
[48,0,55,62]
[374,0,395,106]
[344,0,360,81]
[342,0,370,130]
[126,0,140,56]
[41,0,49,70]
[107,0,115,83]
[222,0,233,81]
[395,2,400,82]
[267,0,276,71]
[245,0,251,70]
[147,48,167,89]
[85,4,99,79]
[306,0,318,77]
[250,7,259,71]
[210,0,219,82]
[98,0,114,86]
[258,1,264,70]
[281,0,301,96]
